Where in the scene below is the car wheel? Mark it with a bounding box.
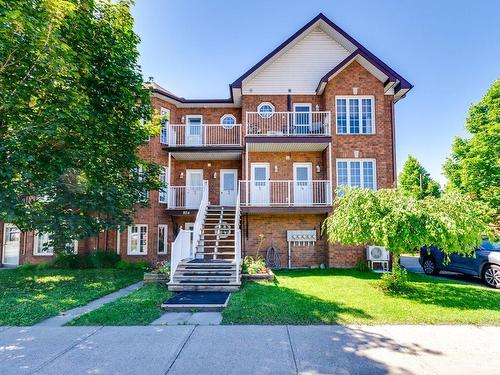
[422,257,439,275]
[482,265,500,289]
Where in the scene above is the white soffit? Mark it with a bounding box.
[171,151,242,160]
[248,142,328,152]
[242,26,352,95]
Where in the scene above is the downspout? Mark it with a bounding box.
[391,99,397,187]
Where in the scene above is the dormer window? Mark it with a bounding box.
[257,102,275,118]
[220,114,236,129]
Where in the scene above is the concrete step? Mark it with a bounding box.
[178,265,235,271]
[168,283,240,292]
[177,272,234,277]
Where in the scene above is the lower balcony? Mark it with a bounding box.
[239,180,332,213]
[166,184,205,213]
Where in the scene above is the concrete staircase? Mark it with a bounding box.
[168,206,241,292]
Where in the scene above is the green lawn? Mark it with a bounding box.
[0,268,143,326]
[68,283,172,326]
[223,269,500,325]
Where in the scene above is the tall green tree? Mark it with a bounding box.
[324,188,492,276]
[443,79,500,217]
[0,0,160,252]
[398,155,441,199]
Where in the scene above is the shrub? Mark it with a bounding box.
[134,261,150,270]
[53,253,82,269]
[242,256,268,275]
[116,260,149,270]
[116,260,134,270]
[380,264,409,292]
[150,260,170,274]
[36,262,50,270]
[18,263,37,271]
[87,250,121,268]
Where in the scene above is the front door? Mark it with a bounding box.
[186,116,203,146]
[251,163,270,206]
[220,169,238,206]
[293,163,313,205]
[186,170,203,208]
[2,224,20,266]
[293,103,311,134]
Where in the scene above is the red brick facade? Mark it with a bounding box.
[1,19,408,270]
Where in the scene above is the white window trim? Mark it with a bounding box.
[186,114,203,124]
[157,224,168,255]
[137,166,149,202]
[127,224,148,255]
[335,96,375,135]
[336,159,377,191]
[33,232,78,256]
[160,107,170,145]
[220,114,236,129]
[257,102,275,118]
[159,166,169,204]
[293,103,312,111]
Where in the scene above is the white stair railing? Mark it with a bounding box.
[191,180,209,258]
[234,186,242,282]
[169,229,192,283]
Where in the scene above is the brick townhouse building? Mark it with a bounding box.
[1,14,411,284]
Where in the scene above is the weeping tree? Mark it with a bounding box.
[323,188,492,286]
[0,0,160,254]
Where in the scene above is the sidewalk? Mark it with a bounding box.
[35,282,143,327]
[0,324,498,374]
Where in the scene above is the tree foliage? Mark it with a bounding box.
[443,79,500,217]
[324,188,493,266]
[398,155,440,199]
[0,0,160,252]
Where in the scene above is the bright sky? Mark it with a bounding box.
[132,0,500,186]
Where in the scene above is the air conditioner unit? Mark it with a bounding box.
[367,246,389,261]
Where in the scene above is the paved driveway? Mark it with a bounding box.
[0,325,498,375]
[400,255,493,289]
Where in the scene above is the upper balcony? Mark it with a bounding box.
[245,111,331,152]
[162,123,242,160]
[246,111,331,137]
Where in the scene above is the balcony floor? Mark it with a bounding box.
[246,136,330,152]
[241,206,332,214]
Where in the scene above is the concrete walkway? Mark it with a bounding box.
[0,325,498,374]
[151,312,222,326]
[35,282,143,327]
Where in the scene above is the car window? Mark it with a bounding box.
[480,240,500,251]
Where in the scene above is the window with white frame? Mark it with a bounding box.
[34,233,77,255]
[160,107,170,144]
[336,97,374,134]
[159,166,169,204]
[336,159,376,191]
[157,224,168,254]
[127,225,148,255]
[220,114,236,129]
[136,165,149,202]
[257,102,275,118]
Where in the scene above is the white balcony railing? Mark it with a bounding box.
[168,180,208,209]
[246,111,331,137]
[162,124,241,147]
[239,180,332,207]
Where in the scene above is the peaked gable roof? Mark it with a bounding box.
[151,13,412,106]
[231,13,412,100]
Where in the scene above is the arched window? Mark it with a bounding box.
[220,114,236,129]
[257,102,275,118]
